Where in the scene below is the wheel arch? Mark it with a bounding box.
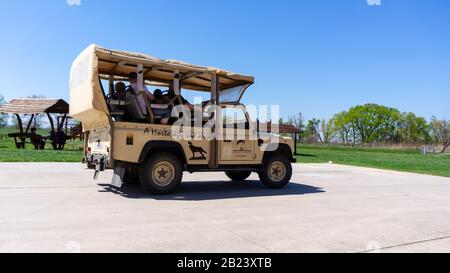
[262,143,295,163]
[138,141,188,166]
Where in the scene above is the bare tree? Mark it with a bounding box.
[430,117,450,153]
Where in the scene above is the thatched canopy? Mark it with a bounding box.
[94,45,255,92]
[0,98,69,115]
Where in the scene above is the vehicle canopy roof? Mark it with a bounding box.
[70,44,254,127]
[94,45,254,91]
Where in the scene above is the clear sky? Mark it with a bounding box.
[0,0,449,121]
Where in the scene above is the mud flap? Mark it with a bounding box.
[111,167,126,188]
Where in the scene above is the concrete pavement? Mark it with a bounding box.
[0,163,450,253]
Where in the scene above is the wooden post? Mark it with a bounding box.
[56,115,60,131]
[14,114,25,149]
[15,114,24,134]
[137,64,144,92]
[25,114,35,133]
[108,75,114,97]
[47,113,55,133]
[173,70,180,96]
[65,117,69,135]
[58,114,67,131]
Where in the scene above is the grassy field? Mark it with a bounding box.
[1,126,449,177]
[297,144,450,177]
[0,127,84,162]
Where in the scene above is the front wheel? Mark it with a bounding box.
[225,171,252,182]
[258,154,292,189]
[139,153,183,195]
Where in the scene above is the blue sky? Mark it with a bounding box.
[0,0,449,121]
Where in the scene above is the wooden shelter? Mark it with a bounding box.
[259,121,302,154]
[0,98,70,149]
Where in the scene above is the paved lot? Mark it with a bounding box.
[0,163,450,253]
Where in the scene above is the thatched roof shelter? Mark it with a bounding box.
[0,98,68,115]
[0,98,70,146]
[260,122,302,134]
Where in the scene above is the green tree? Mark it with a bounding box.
[396,112,429,143]
[331,111,353,144]
[346,104,400,143]
[304,118,321,143]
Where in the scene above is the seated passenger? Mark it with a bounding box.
[152,89,171,125]
[128,72,155,116]
[167,89,194,110]
[109,82,131,121]
[111,82,127,100]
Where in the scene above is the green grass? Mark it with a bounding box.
[0,127,84,162]
[297,144,450,177]
[1,127,449,177]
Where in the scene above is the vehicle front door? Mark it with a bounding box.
[218,106,256,163]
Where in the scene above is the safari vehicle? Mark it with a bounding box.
[70,45,296,195]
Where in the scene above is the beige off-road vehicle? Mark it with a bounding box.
[70,45,296,195]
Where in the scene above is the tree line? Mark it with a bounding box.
[281,103,450,153]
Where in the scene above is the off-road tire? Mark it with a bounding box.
[258,154,292,189]
[139,153,183,195]
[225,171,252,182]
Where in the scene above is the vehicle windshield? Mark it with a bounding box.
[219,84,250,104]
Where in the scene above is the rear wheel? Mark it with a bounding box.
[258,154,292,189]
[225,171,252,182]
[139,153,183,195]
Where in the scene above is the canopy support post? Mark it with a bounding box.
[108,75,114,97]
[209,73,220,169]
[173,70,180,96]
[137,64,144,92]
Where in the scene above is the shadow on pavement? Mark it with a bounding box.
[98,180,325,201]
